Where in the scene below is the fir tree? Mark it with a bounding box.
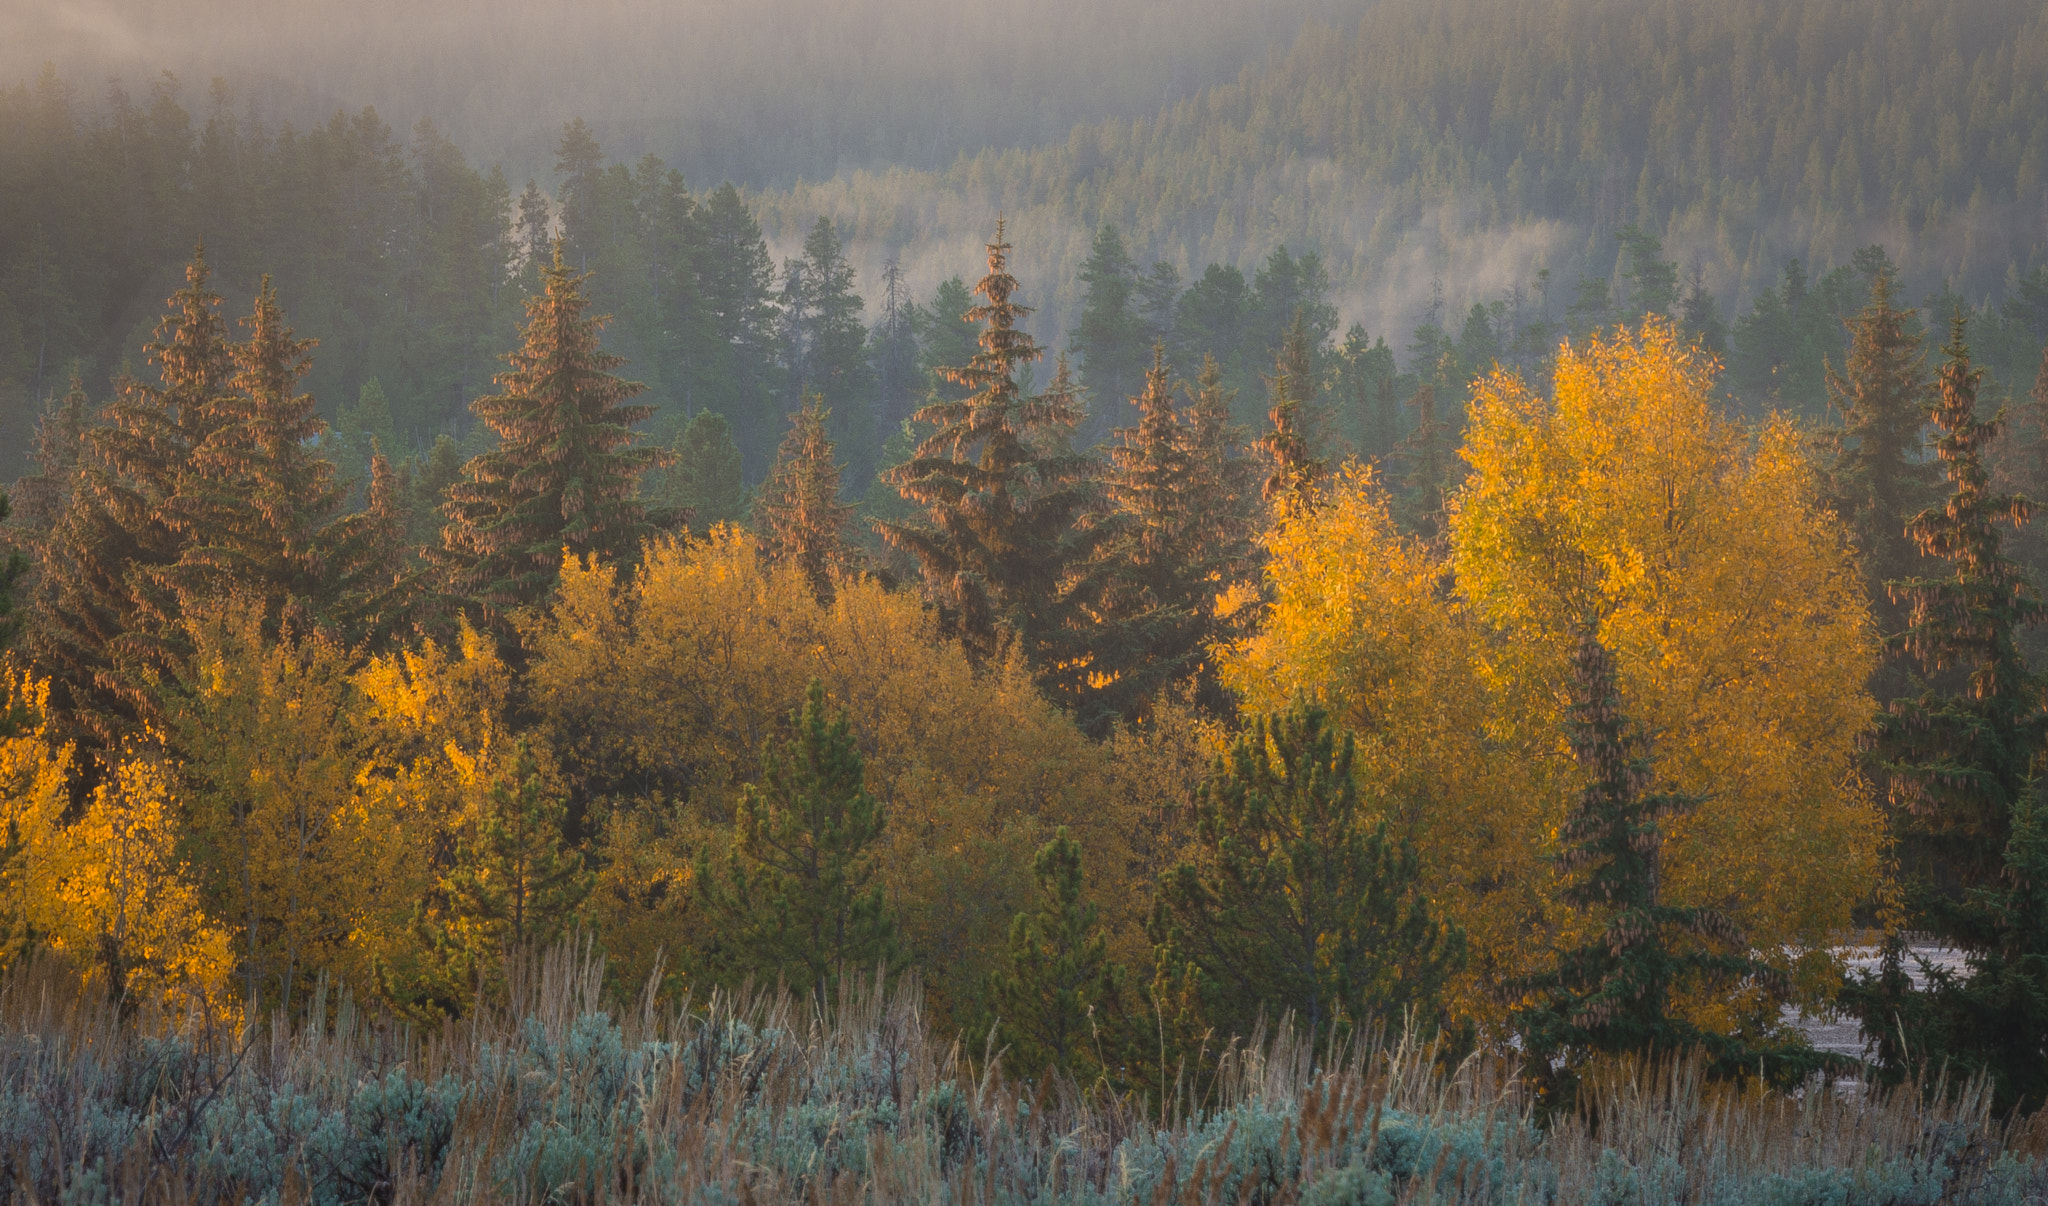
[1848,319,2048,1106]
[692,184,783,472]
[877,221,1095,668]
[441,241,663,617]
[405,434,465,550]
[699,680,895,1002]
[13,373,90,532]
[871,259,922,429]
[1070,224,1147,446]
[1150,695,1465,1041]
[1824,271,1936,636]
[756,393,855,603]
[650,408,750,533]
[918,276,980,404]
[1512,634,1793,1095]
[1259,312,1325,507]
[444,739,592,954]
[988,827,1128,1082]
[1616,224,1679,318]
[38,248,236,744]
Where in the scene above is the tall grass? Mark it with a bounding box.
[2,942,2042,1204]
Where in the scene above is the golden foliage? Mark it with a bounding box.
[528,528,1116,1025]
[1453,323,1882,1009]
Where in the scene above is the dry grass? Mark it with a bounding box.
[0,942,2041,1205]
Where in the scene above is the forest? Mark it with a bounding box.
[4,0,2048,1200]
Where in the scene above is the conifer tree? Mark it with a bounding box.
[699,680,895,1002]
[756,393,855,602]
[1616,224,1679,319]
[787,218,874,469]
[444,739,592,954]
[877,221,1095,668]
[988,827,1128,1082]
[1070,224,1147,446]
[651,408,751,533]
[1847,319,2048,1106]
[1512,635,1791,1094]
[871,259,923,429]
[1259,312,1325,507]
[1392,382,1451,534]
[1875,317,2043,883]
[1824,271,1936,634]
[1150,696,1464,1040]
[38,249,236,743]
[13,373,90,532]
[1181,352,1262,582]
[442,241,663,617]
[693,184,784,471]
[918,276,981,404]
[0,492,23,653]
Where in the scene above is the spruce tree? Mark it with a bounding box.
[699,680,895,1002]
[756,393,855,602]
[871,259,923,429]
[1070,224,1147,446]
[1847,319,2048,1108]
[13,373,90,532]
[787,218,874,469]
[1259,312,1325,507]
[988,827,1128,1082]
[692,184,784,471]
[0,492,23,653]
[648,408,751,533]
[444,739,592,954]
[1150,696,1465,1041]
[1616,224,1679,319]
[877,221,1095,668]
[1392,382,1451,534]
[1824,271,1936,636]
[38,249,235,743]
[1512,635,1792,1095]
[441,241,663,617]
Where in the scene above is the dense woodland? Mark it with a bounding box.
[6,2,2048,1196]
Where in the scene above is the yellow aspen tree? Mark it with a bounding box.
[1451,320,1881,1017]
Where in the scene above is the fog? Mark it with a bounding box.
[2,0,1357,189]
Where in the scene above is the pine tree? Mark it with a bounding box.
[877,221,1095,668]
[1070,224,1147,447]
[1847,319,2048,1105]
[1260,313,1325,507]
[1616,224,1679,319]
[445,739,592,954]
[693,184,784,472]
[756,393,855,602]
[0,492,24,653]
[1392,382,1451,534]
[1876,316,2043,883]
[1150,696,1465,1041]
[1512,634,1793,1095]
[788,218,874,470]
[918,276,980,403]
[871,259,922,429]
[442,241,663,617]
[37,248,236,744]
[649,408,750,533]
[988,827,1128,1082]
[1824,271,1936,636]
[699,680,895,1002]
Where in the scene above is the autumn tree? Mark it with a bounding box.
[988,827,1128,1082]
[1513,634,1796,1097]
[442,240,663,618]
[877,222,1095,667]
[1824,271,1935,637]
[698,680,896,1002]
[1150,696,1465,1041]
[755,393,855,602]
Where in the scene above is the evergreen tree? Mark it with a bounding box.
[1616,224,1679,319]
[1678,264,1730,360]
[1135,260,1182,351]
[917,276,980,404]
[693,183,784,473]
[0,492,23,653]
[877,222,1095,668]
[699,680,895,1002]
[649,409,750,533]
[1512,634,1793,1096]
[1172,263,1254,421]
[1260,313,1325,506]
[37,249,236,744]
[1334,323,1399,465]
[1392,382,1451,534]
[13,373,90,532]
[445,739,591,954]
[988,827,1128,1083]
[514,180,553,287]
[1150,696,1465,1040]
[870,259,923,429]
[404,434,465,551]
[756,393,855,603]
[1824,271,1937,640]
[1847,320,2048,1106]
[787,217,874,476]
[1875,316,2043,885]
[1250,246,1337,369]
[441,241,663,617]
[1070,224,1147,447]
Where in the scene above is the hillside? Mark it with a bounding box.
[755,0,2048,346]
